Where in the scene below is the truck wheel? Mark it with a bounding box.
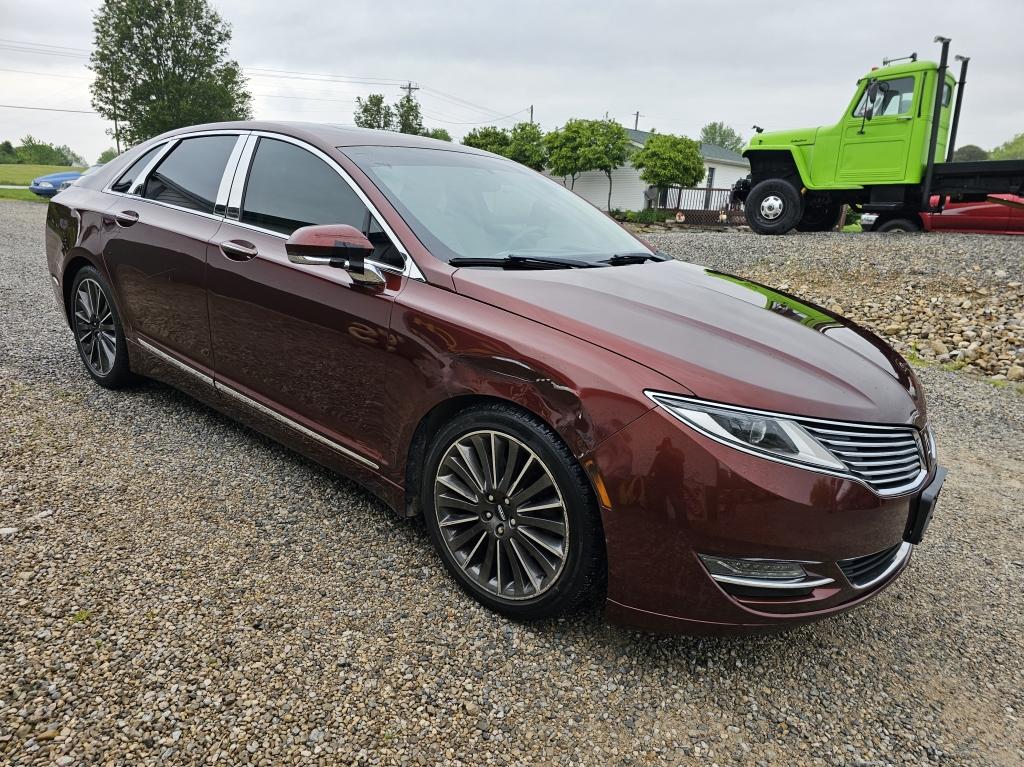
[745,179,803,234]
[795,201,842,232]
[875,217,921,233]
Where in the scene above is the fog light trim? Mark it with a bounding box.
[699,554,834,590]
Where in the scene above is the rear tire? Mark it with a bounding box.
[70,266,135,389]
[875,217,921,233]
[744,178,803,234]
[421,403,604,622]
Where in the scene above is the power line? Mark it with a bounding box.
[0,67,91,80]
[0,103,96,114]
[0,38,89,53]
[421,107,531,126]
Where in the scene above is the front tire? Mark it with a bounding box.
[744,178,804,234]
[70,266,135,388]
[422,403,604,621]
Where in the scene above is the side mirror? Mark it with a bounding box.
[285,224,385,286]
[864,80,880,121]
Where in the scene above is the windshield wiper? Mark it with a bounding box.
[601,252,670,266]
[448,254,602,270]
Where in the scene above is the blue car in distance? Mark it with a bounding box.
[30,170,82,197]
[30,165,103,197]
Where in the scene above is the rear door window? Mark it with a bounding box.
[143,135,238,213]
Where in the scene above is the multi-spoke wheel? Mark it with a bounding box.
[423,404,604,620]
[70,267,134,388]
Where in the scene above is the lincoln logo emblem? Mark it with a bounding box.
[496,504,508,521]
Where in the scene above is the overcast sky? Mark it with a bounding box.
[1,0,1022,164]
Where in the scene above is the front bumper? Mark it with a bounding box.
[589,406,943,634]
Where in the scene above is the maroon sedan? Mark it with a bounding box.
[44,122,945,634]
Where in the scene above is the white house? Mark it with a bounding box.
[546,129,750,212]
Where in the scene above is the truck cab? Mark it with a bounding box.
[736,57,956,234]
[732,36,1024,235]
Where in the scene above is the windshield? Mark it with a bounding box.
[343,146,649,264]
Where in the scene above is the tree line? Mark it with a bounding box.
[355,93,743,211]
[0,136,88,167]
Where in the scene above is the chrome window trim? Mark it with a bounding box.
[232,130,424,281]
[214,135,250,214]
[644,390,928,498]
[102,189,228,224]
[136,337,378,470]
[225,134,257,218]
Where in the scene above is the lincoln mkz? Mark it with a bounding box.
[44,122,946,633]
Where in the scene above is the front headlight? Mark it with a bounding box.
[37,181,54,188]
[645,392,845,471]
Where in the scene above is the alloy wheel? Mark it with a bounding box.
[433,429,569,601]
[74,278,117,377]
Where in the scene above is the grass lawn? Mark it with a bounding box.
[0,163,84,185]
[842,222,863,232]
[0,188,48,203]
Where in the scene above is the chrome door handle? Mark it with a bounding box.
[114,210,139,227]
[220,240,258,261]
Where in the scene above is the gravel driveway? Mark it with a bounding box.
[2,200,1022,766]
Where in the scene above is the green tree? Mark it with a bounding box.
[89,0,252,146]
[423,127,452,142]
[698,121,744,152]
[97,147,119,164]
[631,133,705,203]
[583,119,631,210]
[461,126,511,156]
[544,119,594,190]
[951,144,989,162]
[952,144,988,162]
[991,133,1024,161]
[506,122,546,171]
[15,135,84,166]
[395,93,424,135]
[354,94,395,130]
[0,140,19,163]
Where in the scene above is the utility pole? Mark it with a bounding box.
[401,81,419,99]
[529,104,534,124]
[632,110,644,131]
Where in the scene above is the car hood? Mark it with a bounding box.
[33,171,81,184]
[452,260,923,425]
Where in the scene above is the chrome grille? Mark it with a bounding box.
[798,420,925,495]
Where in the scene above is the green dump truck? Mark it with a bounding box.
[732,36,1024,234]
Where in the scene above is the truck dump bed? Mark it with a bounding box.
[932,159,1024,198]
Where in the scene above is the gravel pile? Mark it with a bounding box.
[2,200,1023,766]
[645,229,1024,382]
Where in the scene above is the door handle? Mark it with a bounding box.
[114,210,139,227]
[220,239,259,261]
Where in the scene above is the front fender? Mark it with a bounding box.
[385,279,678,492]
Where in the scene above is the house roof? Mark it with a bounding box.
[625,128,747,165]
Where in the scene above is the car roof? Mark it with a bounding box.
[156,120,491,155]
